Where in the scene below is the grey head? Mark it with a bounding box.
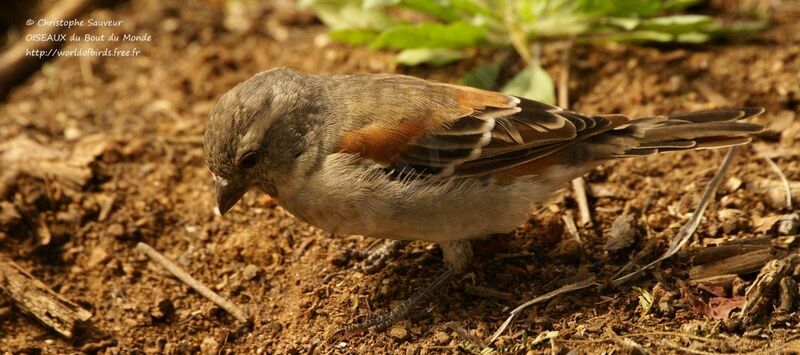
[204,68,328,214]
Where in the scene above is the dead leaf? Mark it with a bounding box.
[632,286,654,317]
[708,296,744,320]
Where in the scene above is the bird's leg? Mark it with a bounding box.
[336,267,455,334]
[335,240,473,335]
[355,239,409,274]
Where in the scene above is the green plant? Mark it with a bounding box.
[300,0,764,104]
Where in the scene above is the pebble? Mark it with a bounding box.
[107,223,125,238]
[200,337,219,355]
[242,264,260,281]
[433,331,450,345]
[64,127,82,141]
[777,213,799,236]
[86,246,109,268]
[0,202,21,225]
[389,325,409,341]
[717,208,743,222]
[724,177,742,193]
[604,212,639,251]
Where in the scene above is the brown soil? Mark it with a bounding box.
[1,0,799,353]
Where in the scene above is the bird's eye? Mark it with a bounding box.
[240,152,257,169]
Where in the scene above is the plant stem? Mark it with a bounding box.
[502,0,532,64]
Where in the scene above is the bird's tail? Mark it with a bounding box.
[588,107,765,159]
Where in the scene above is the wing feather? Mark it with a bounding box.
[336,79,626,179]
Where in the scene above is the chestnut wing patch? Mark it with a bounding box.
[336,82,629,179]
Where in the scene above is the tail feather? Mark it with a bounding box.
[641,121,763,143]
[664,107,765,123]
[617,107,764,156]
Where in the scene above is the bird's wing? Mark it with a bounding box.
[335,79,628,179]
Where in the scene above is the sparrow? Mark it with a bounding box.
[204,67,764,329]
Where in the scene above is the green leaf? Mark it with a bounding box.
[502,63,555,104]
[399,0,461,21]
[704,20,767,37]
[303,0,394,30]
[578,0,662,17]
[363,0,399,9]
[395,48,466,66]
[330,28,380,45]
[613,0,662,17]
[450,0,492,17]
[639,15,713,34]
[676,32,709,43]
[370,21,487,49]
[597,30,675,42]
[605,17,641,31]
[662,0,702,10]
[459,63,501,90]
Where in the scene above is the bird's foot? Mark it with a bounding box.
[335,268,455,335]
[355,240,409,274]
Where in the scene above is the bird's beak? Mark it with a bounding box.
[215,176,248,215]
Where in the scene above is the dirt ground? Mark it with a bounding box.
[1,0,800,353]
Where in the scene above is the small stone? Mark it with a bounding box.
[765,189,790,210]
[197,229,210,241]
[242,264,260,281]
[122,138,146,157]
[717,209,743,222]
[724,177,742,193]
[56,210,81,224]
[433,331,450,345]
[328,249,351,267]
[777,213,799,236]
[107,223,125,238]
[0,202,21,226]
[87,246,109,268]
[389,325,409,341]
[151,298,175,321]
[64,127,82,141]
[604,212,640,251]
[732,277,748,297]
[405,344,420,355]
[200,337,219,355]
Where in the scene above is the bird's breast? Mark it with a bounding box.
[280,154,557,242]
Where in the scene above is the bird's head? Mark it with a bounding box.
[203,68,326,215]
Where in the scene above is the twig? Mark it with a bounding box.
[487,275,596,344]
[0,257,93,338]
[612,147,739,286]
[557,39,592,227]
[557,40,573,110]
[691,80,732,107]
[561,212,582,245]
[571,178,592,226]
[502,1,532,64]
[135,242,250,324]
[759,152,793,210]
[464,284,514,301]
